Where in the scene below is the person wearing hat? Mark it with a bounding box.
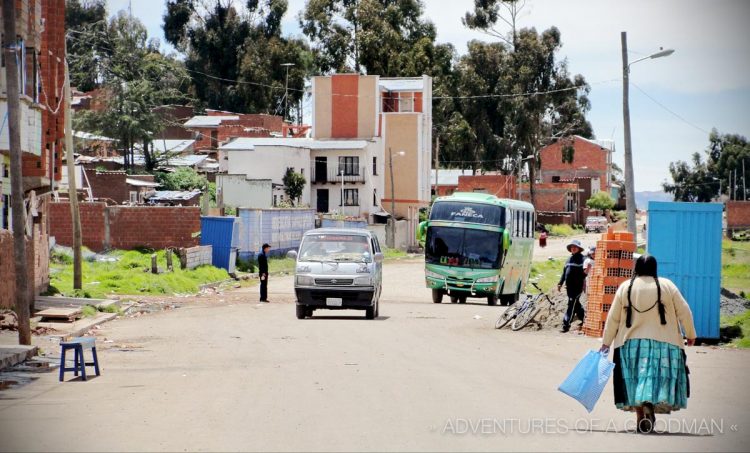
[258,243,271,302]
[557,239,586,332]
[584,246,597,290]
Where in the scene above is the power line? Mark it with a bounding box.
[631,82,711,135]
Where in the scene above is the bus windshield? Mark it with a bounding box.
[430,201,505,226]
[425,227,503,269]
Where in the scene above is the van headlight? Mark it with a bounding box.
[476,275,499,283]
[296,265,311,273]
[354,276,372,286]
[296,275,314,286]
[425,270,442,279]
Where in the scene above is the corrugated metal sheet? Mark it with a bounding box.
[647,202,723,339]
[237,208,316,259]
[201,217,241,271]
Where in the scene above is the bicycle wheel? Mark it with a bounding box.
[495,304,520,329]
[512,300,542,331]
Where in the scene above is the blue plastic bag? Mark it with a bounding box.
[558,350,615,413]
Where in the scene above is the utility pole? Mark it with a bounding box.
[281,63,294,123]
[3,2,31,345]
[64,53,83,289]
[434,135,440,197]
[743,159,747,201]
[621,31,637,242]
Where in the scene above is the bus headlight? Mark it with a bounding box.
[476,275,499,283]
[425,270,442,279]
[296,275,314,286]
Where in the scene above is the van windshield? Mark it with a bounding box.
[299,234,371,262]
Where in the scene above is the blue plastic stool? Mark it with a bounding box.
[59,337,100,382]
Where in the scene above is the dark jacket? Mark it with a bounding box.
[258,252,269,275]
[558,252,585,297]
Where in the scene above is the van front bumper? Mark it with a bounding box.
[295,287,376,308]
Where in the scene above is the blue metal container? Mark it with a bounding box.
[201,216,239,271]
[647,202,723,339]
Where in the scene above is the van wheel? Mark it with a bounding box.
[374,299,379,318]
[365,305,376,320]
[432,289,444,304]
[296,305,307,319]
[487,294,498,306]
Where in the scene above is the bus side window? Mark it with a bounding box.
[525,211,530,237]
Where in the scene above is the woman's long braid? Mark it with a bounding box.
[655,277,667,325]
[625,274,637,328]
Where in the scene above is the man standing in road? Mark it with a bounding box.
[557,239,586,333]
[259,243,270,303]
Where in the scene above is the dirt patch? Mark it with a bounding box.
[721,288,750,318]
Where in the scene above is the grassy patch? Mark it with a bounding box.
[269,257,296,274]
[528,259,563,294]
[545,224,583,237]
[384,248,408,260]
[721,311,750,348]
[722,239,750,296]
[49,249,230,298]
[81,305,98,318]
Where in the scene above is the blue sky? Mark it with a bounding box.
[106,0,750,192]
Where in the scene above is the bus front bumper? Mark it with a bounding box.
[425,276,497,295]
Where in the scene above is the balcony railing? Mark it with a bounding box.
[311,166,366,184]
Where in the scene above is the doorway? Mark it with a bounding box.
[315,156,327,183]
[317,189,329,213]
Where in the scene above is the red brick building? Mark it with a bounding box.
[185,109,284,153]
[539,136,614,195]
[456,174,517,199]
[726,201,750,237]
[82,168,159,204]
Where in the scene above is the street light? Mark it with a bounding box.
[621,32,674,243]
[388,148,406,248]
[280,63,295,122]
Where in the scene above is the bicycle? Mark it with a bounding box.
[495,282,555,331]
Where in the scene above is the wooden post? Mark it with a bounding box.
[151,254,158,274]
[166,249,173,271]
[2,3,31,345]
[64,45,83,289]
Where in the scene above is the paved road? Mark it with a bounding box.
[1,260,748,452]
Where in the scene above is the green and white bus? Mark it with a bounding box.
[417,192,535,305]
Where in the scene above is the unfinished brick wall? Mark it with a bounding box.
[539,136,611,192]
[456,175,517,199]
[49,202,107,250]
[726,201,750,232]
[0,226,49,310]
[108,206,200,250]
[517,182,578,212]
[49,202,200,252]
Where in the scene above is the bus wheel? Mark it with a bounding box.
[458,296,467,304]
[450,295,458,303]
[487,294,498,306]
[432,289,444,304]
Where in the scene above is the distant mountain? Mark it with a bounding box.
[635,191,673,210]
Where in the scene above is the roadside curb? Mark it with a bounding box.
[0,345,39,371]
[40,312,119,339]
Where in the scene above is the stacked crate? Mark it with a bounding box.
[583,229,636,337]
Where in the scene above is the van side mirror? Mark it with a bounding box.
[503,229,511,252]
[374,252,384,264]
[286,250,298,260]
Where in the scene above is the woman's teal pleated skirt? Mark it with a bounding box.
[613,338,689,414]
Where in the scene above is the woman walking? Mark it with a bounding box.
[600,255,696,434]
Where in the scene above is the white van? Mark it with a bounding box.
[288,229,384,320]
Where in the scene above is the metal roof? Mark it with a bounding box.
[379,78,424,92]
[125,178,160,188]
[73,130,115,141]
[146,190,202,201]
[220,137,369,151]
[183,115,239,127]
[151,139,195,154]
